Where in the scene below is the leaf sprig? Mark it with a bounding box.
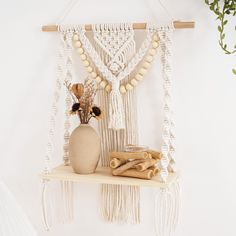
[205,0,236,74]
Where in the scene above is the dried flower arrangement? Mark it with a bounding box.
[65,79,102,124]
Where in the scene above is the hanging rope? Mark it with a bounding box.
[42,32,66,230]
[56,0,81,24]
[159,23,174,183]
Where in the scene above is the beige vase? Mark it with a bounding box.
[69,124,100,174]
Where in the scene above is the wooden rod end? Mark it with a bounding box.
[42,25,58,32]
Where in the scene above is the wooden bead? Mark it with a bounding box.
[95,76,102,83]
[149,48,157,56]
[87,66,93,73]
[131,79,138,86]
[73,34,79,41]
[152,41,159,49]
[74,41,82,48]
[146,55,153,63]
[143,61,151,69]
[135,74,143,81]
[91,72,97,78]
[77,48,84,54]
[105,84,112,92]
[100,80,107,88]
[83,60,90,67]
[139,68,147,75]
[125,83,133,91]
[119,85,126,94]
[80,54,87,61]
[153,35,159,41]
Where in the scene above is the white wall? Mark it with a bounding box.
[0,0,236,236]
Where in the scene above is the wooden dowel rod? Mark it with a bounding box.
[42,21,195,32]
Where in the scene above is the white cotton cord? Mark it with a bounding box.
[97,86,140,223]
[168,111,176,172]
[117,25,155,81]
[94,26,140,223]
[44,33,65,174]
[41,31,67,230]
[56,0,80,25]
[41,180,52,231]
[59,181,74,223]
[59,27,74,166]
[172,180,180,230]
[162,26,176,174]
[147,0,174,22]
[154,180,181,236]
[123,76,139,145]
[108,81,125,129]
[52,26,73,222]
[75,23,154,130]
[158,26,174,182]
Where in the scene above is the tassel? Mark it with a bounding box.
[108,81,125,130]
[154,180,180,236]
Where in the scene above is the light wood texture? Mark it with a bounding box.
[42,21,195,32]
[110,151,150,160]
[40,165,179,188]
[149,166,159,176]
[147,150,161,160]
[112,159,145,175]
[116,169,154,180]
[110,158,126,168]
[135,158,158,171]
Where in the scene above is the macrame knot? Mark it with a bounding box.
[108,80,125,130]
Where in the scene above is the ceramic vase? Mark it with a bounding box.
[69,124,100,174]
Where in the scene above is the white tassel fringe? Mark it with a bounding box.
[108,82,125,130]
[155,180,180,236]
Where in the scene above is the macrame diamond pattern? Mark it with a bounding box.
[93,25,135,74]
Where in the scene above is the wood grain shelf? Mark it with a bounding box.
[40,165,179,188]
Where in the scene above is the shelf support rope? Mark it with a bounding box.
[42,27,74,230]
[154,22,180,236]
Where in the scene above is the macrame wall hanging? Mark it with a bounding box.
[40,1,194,235]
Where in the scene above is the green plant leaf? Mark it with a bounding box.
[221,33,225,39]
[232,69,236,75]
[218,25,222,32]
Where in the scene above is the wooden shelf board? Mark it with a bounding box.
[40,165,179,188]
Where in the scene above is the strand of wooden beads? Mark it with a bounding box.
[72,33,160,94]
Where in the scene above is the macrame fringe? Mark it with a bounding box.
[41,180,51,231]
[97,87,140,224]
[59,181,74,223]
[91,23,141,224]
[97,85,140,224]
[101,184,140,224]
[154,180,180,236]
[41,180,74,230]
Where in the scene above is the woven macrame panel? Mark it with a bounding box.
[42,23,180,234]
